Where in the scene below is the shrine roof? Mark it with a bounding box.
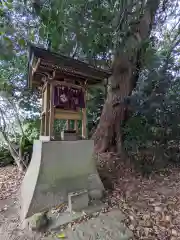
[28,45,111,87]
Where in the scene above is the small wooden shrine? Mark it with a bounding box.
[28,45,111,139]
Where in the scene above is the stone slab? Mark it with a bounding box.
[62,209,132,240]
[68,190,89,212]
[48,202,106,231]
[44,209,133,240]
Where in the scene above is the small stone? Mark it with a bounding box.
[68,223,72,228]
[92,212,100,218]
[164,215,171,222]
[3,205,8,211]
[171,229,178,236]
[128,224,135,231]
[82,211,87,216]
[129,215,134,221]
[28,212,49,232]
[154,206,162,212]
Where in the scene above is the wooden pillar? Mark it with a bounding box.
[65,120,71,130]
[82,88,87,138]
[49,82,55,138]
[44,83,50,135]
[40,86,45,136]
[74,120,78,133]
[82,109,87,138]
[67,120,71,130]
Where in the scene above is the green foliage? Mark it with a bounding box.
[23,118,41,141]
[123,25,180,175]
[87,87,105,135]
[123,115,151,151]
[0,146,14,167]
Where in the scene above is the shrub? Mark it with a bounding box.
[0,146,14,167]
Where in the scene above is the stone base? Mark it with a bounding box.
[39,136,51,142]
[22,212,49,232]
[61,130,81,141]
[20,140,104,220]
[68,190,89,212]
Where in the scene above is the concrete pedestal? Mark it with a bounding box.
[20,140,104,220]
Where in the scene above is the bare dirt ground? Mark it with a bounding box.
[0,166,43,240]
[1,165,180,239]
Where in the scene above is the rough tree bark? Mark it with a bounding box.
[93,0,160,154]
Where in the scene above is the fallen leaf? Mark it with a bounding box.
[57,233,66,238]
[171,229,178,236]
[154,206,162,212]
[129,224,135,230]
[164,215,171,222]
[104,156,180,239]
[129,215,134,221]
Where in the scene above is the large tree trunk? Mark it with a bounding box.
[93,0,160,154]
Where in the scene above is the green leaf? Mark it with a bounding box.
[39,26,45,37]
[3,36,12,43]
[18,38,26,47]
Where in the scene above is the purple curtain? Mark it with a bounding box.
[53,85,85,110]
